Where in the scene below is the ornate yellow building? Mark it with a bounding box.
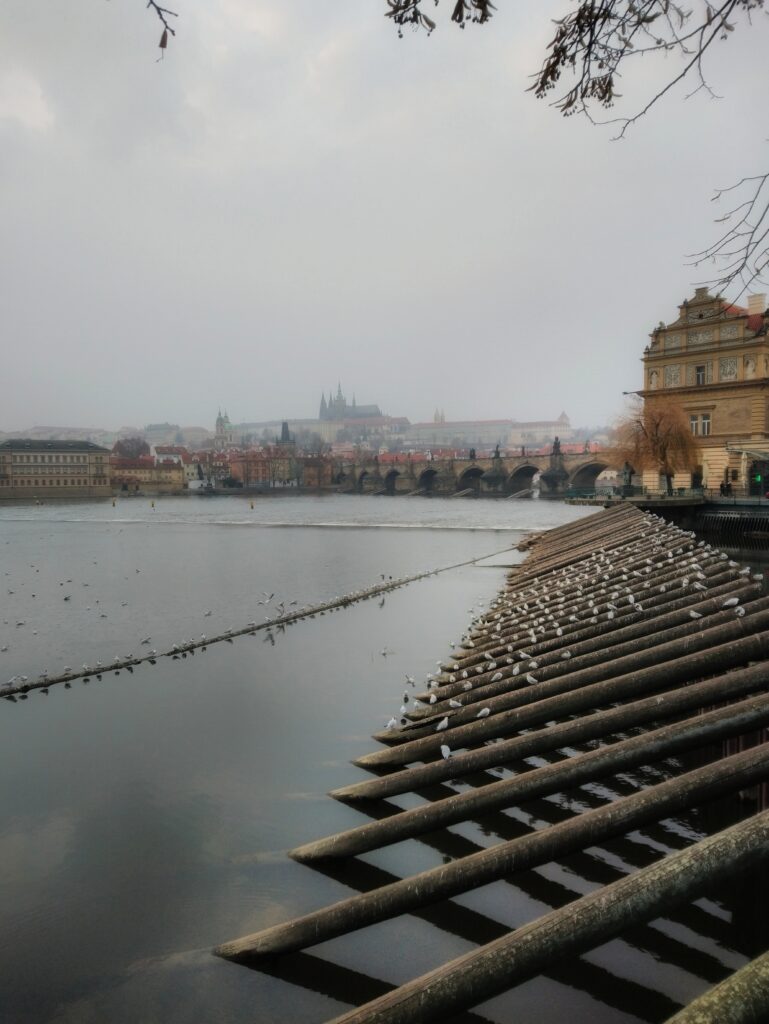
[641,287,769,492]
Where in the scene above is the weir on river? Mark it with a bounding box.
[215,504,769,1024]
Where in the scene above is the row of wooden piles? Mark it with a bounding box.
[215,504,769,1023]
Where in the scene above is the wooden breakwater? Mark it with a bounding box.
[215,503,769,1024]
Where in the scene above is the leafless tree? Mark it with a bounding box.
[614,396,700,493]
[112,436,150,458]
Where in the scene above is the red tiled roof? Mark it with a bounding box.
[721,304,764,333]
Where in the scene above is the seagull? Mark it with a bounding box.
[440,744,452,759]
[436,717,449,732]
[722,597,740,607]
[477,707,491,718]
[449,699,462,708]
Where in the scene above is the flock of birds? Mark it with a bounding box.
[1,557,444,700]
[6,511,759,713]
[383,513,765,762]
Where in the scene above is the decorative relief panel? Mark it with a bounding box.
[719,357,738,382]
[721,324,739,340]
[688,329,714,346]
[664,365,681,388]
[665,333,682,351]
[687,306,716,322]
[685,361,714,385]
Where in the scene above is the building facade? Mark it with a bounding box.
[0,440,111,498]
[403,413,572,450]
[109,455,187,493]
[640,287,769,490]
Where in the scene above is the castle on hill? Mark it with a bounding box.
[319,384,382,422]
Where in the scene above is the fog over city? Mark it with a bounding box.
[1,1,766,431]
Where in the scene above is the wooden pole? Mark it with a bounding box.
[405,593,768,725]
[214,745,769,962]
[292,692,769,861]
[663,949,769,1024]
[332,660,769,804]
[325,810,769,1024]
[357,622,769,768]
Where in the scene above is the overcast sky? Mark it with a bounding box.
[1,1,766,432]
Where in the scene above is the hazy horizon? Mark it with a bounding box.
[2,2,767,432]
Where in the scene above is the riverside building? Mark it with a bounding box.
[0,439,111,498]
[640,287,769,492]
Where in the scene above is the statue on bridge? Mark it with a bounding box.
[542,434,568,495]
[621,461,634,497]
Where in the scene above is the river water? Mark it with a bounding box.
[0,495,763,1024]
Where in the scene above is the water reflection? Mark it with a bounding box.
[1,496,767,1024]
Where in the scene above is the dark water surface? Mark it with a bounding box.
[0,496,763,1023]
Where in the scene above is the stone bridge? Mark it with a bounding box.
[331,450,623,498]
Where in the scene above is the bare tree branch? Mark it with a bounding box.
[147,0,177,56]
[382,1,768,298]
[687,172,769,300]
[384,0,495,36]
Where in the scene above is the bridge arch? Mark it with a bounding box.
[505,464,539,495]
[418,468,438,493]
[457,465,484,494]
[569,460,611,491]
[356,469,369,494]
[384,469,400,495]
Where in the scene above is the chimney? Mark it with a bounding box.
[748,293,766,316]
